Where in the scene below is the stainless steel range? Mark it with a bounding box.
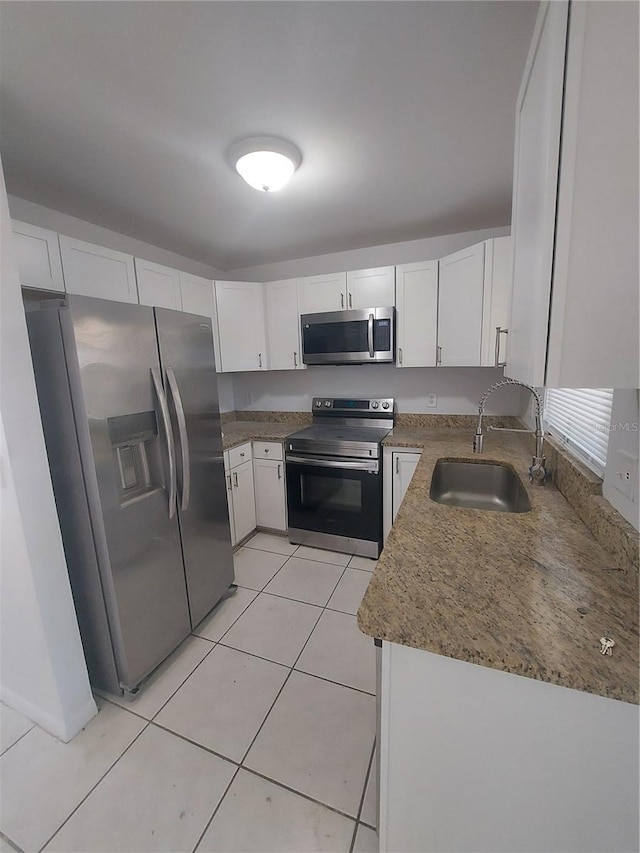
[285,397,394,558]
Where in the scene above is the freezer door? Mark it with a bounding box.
[154,308,234,628]
[65,296,192,691]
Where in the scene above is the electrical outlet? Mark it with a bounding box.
[426,393,437,408]
[612,450,638,501]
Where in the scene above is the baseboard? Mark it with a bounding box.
[0,685,97,742]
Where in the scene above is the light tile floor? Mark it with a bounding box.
[0,534,379,853]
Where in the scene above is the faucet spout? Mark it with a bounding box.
[473,379,549,486]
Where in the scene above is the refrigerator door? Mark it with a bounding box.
[65,296,192,690]
[154,308,234,628]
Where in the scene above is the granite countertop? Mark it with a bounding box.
[358,427,639,704]
[221,421,294,450]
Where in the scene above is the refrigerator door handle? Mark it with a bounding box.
[165,366,191,513]
[151,367,177,519]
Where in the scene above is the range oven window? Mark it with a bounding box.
[300,474,362,514]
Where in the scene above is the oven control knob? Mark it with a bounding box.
[382,401,390,409]
[324,400,331,408]
[371,401,379,409]
[315,400,323,408]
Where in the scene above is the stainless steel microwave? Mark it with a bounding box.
[301,307,395,365]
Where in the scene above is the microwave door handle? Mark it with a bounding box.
[165,366,191,512]
[151,367,177,519]
[368,313,374,357]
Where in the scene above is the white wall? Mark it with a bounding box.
[0,166,97,740]
[227,226,510,281]
[8,195,222,280]
[231,365,524,416]
[216,374,235,413]
[602,389,640,530]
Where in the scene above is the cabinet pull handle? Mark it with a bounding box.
[240,452,245,457]
[436,345,442,366]
[399,347,403,365]
[348,292,353,309]
[341,293,345,309]
[258,352,263,369]
[226,474,232,492]
[293,351,298,368]
[494,327,509,368]
[233,471,238,488]
[277,464,282,480]
[395,457,400,474]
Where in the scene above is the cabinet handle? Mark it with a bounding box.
[226,474,232,492]
[293,351,298,368]
[348,292,353,309]
[436,345,442,366]
[233,471,238,488]
[494,327,509,368]
[277,464,282,480]
[264,448,269,453]
[395,457,400,474]
[398,347,403,365]
[341,293,345,309]
[258,352,262,369]
[240,452,245,457]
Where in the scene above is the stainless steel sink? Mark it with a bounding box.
[430,460,531,514]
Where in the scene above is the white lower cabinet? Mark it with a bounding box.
[224,443,256,546]
[379,641,639,853]
[383,447,422,541]
[253,458,287,531]
[224,441,287,544]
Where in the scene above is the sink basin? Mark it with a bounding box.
[430,460,531,514]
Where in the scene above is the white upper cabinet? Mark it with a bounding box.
[180,272,213,317]
[346,266,395,309]
[60,236,138,303]
[395,261,438,368]
[214,280,267,373]
[481,236,513,367]
[11,220,64,292]
[509,0,639,388]
[265,278,305,371]
[134,258,182,310]
[298,272,347,314]
[437,242,485,367]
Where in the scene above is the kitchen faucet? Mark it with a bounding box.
[473,379,549,485]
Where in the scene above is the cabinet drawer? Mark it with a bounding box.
[252,441,283,461]
[228,442,252,468]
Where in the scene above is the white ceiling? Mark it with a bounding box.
[0,1,538,272]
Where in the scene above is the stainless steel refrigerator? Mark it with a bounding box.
[26,295,234,696]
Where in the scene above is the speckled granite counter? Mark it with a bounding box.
[358,427,639,703]
[221,421,294,450]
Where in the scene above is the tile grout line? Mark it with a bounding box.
[190,765,241,853]
[36,721,151,853]
[0,830,26,853]
[0,722,36,759]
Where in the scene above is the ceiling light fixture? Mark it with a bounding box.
[229,136,302,192]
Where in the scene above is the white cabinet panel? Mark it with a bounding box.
[265,278,304,370]
[231,459,256,543]
[395,261,438,368]
[134,258,182,310]
[347,266,395,309]
[506,1,568,386]
[438,243,485,367]
[253,458,287,531]
[391,452,421,523]
[215,281,267,373]
[481,237,513,367]
[383,447,422,542]
[299,272,347,314]
[228,442,252,469]
[224,469,236,546]
[11,220,64,292]
[60,236,138,303]
[180,273,214,317]
[253,441,283,461]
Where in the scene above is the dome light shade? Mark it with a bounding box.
[229,136,302,192]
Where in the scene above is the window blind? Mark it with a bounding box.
[543,388,614,475]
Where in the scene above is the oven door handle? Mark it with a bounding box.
[286,455,379,472]
[367,313,375,357]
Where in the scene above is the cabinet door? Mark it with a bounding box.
[215,281,267,372]
[395,262,438,368]
[265,279,305,370]
[438,243,485,367]
[506,1,569,386]
[224,468,236,546]
[232,459,256,543]
[481,237,513,367]
[60,236,138,303]
[11,220,64,292]
[298,272,347,314]
[346,266,395,309]
[134,258,182,310]
[253,458,287,531]
[180,273,222,370]
[392,453,421,521]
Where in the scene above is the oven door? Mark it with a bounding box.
[286,454,382,545]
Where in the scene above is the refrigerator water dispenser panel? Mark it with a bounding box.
[108,411,157,502]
